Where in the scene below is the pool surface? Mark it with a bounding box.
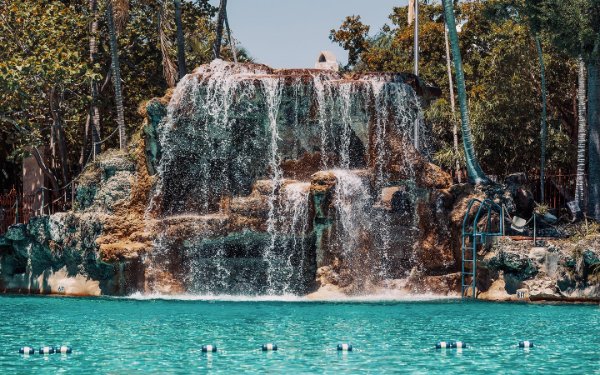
[0,296,598,374]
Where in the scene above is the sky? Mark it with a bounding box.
[212,0,410,69]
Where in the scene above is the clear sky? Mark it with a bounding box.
[213,0,410,69]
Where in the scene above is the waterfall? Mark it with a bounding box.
[313,73,332,169]
[261,77,284,294]
[280,182,311,294]
[337,83,353,169]
[146,61,433,296]
[331,170,372,258]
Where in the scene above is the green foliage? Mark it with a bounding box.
[0,0,250,189]
[0,0,90,157]
[330,0,578,177]
[329,16,371,69]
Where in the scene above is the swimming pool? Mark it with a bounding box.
[0,296,598,374]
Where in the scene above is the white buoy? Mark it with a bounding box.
[436,341,450,349]
[202,345,217,353]
[436,341,466,349]
[519,341,534,348]
[39,346,55,355]
[453,341,466,349]
[337,343,352,351]
[262,343,278,351]
[55,346,72,354]
[19,346,35,355]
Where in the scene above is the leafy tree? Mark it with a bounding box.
[0,0,91,196]
[522,0,600,219]
[0,0,247,197]
[329,15,371,70]
[330,1,577,181]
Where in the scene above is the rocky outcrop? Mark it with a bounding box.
[477,235,600,302]
[0,147,149,295]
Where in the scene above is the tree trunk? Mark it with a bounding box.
[575,58,587,207]
[224,10,237,63]
[159,3,178,87]
[49,87,69,186]
[31,147,60,200]
[442,0,489,184]
[106,1,127,150]
[535,36,548,203]
[444,24,460,183]
[89,0,101,160]
[213,0,227,59]
[174,0,187,78]
[587,57,600,220]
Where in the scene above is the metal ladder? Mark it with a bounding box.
[461,198,504,298]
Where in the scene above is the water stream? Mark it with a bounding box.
[149,61,427,295]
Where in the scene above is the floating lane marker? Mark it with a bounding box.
[436,341,450,349]
[436,341,467,349]
[262,343,278,351]
[19,346,35,355]
[201,345,217,353]
[519,341,534,348]
[337,343,352,352]
[39,346,55,355]
[453,341,466,349]
[55,346,72,354]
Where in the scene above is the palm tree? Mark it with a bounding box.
[158,2,178,87]
[89,0,101,159]
[588,44,599,220]
[444,22,460,183]
[575,58,587,208]
[534,35,548,202]
[441,0,489,184]
[212,0,227,59]
[105,0,127,150]
[224,10,237,63]
[174,0,187,78]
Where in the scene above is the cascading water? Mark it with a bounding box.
[261,77,284,294]
[337,83,353,169]
[330,170,372,270]
[147,60,437,296]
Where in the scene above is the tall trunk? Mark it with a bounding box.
[174,0,187,78]
[445,24,460,183]
[575,58,587,207]
[49,87,69,186]
[159,3,178,87]
[31,147,60,200]
[106,1,127,150]
[413,0,419,150]
[535,36,548,203]
[212,0,227,59]
[224,10,237,63]
[81,113,90,165]
[442,0,489,184]
[89,0,101,160]
[587,57,600,220]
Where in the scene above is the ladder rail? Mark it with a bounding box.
[461,198,505,299]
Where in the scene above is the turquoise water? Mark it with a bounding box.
[0,296,598,374]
